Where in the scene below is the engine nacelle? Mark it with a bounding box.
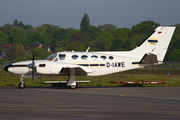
[35,62,62,74]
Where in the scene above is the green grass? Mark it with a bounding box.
[0,66,180,87]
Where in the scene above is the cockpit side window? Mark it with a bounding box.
[46,53,57,61]
[54,58,58,61]
[59,54,66,60]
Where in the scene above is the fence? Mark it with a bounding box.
[163,61,180,66]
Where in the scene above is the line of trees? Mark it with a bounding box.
[0,13,180,62]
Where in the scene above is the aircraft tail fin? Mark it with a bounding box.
[130,26,176,64]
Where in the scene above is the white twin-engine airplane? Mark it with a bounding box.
[4,26,175,89]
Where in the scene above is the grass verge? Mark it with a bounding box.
[0,67,180,87]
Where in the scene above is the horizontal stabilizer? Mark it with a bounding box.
[132,53,158,65]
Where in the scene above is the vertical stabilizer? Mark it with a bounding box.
[130,26,175,63]
[150,27,175,63]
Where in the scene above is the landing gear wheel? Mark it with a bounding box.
[18,82,25,89]
[70,85,77,89]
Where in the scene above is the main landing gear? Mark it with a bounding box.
[69,83,78,89]
[67,68,77,89]
[18,76,25,89]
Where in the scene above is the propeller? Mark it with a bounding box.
[27,52,35,81]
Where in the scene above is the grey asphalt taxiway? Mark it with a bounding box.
[0,86,180,120]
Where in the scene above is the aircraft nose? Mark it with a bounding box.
[4,64,12,72]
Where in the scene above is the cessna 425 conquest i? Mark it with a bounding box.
[4,26,175,89]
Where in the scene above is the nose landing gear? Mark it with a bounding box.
[18,76,25,89]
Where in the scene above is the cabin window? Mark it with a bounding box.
[100,56,106,60]
[81,55,88,60]
[109,56,114,60]
[72,55,78,60]
[91,55,98,60]
[59,54,66,60]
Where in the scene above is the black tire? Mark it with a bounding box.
[18,82,25,89]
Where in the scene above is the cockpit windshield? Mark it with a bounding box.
[46,53,57,61]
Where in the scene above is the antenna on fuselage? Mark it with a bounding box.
[86,47,90,52]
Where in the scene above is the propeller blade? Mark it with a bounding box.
[32,68,34,81]
[27,52,36,81]
[27,52,35,69]
[32,52,35,81]
[32,52,34,64]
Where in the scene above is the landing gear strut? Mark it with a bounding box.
[67,68,77,89]
[18,76,25,89]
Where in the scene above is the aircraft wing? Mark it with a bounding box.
[35,61,95,75]
[60,67,89,75]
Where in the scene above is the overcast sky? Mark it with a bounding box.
[0,0,180,29]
